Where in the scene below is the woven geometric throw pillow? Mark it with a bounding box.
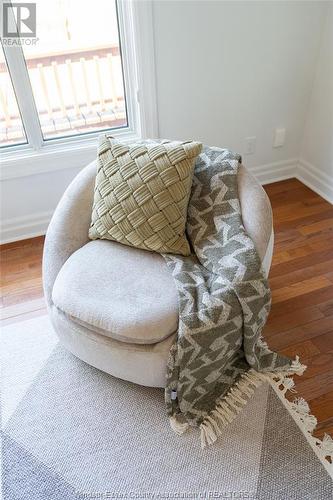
[89,135,202,256]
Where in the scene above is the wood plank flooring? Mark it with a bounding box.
[264,179,333,439]
[1,178,332,438]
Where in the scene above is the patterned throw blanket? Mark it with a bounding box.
[163,146,305,446]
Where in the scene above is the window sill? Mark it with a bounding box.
[0,127,141,180]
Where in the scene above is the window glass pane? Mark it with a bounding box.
[0,47,27,147]
[22,0,127,140]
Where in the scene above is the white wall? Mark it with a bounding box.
[0,0,330,243]
[153,0,326,167]
[299,1,333,200]
[0,164,84,242]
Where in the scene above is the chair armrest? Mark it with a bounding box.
[237,164,273,277]
[261,228,274,276]
[42,161,96,307]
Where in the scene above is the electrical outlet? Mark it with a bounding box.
[273,128,286,148]
[245,136,256,155]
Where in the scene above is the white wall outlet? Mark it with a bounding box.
[273,128,286,148]
[245,136,256,155]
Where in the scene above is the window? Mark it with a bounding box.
[0,0,157,177]
[0,46,26,147]
[21,0,127,140]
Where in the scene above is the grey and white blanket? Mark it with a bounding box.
[163,146,304,446]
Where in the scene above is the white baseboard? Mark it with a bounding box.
[296,159,333,204]
[247,158,298,185]
[248,158,333,204]
[0,211,53,244]
[1,158,331,245]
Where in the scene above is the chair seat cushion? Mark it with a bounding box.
[52,240,179,344]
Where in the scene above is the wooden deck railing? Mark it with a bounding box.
[0,45,127,144]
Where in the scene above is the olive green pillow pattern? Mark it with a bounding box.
[89,135,202,256]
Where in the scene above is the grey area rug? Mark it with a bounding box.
[1,315,332,500]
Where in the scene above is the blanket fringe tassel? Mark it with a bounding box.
[169,416,189,435]
[170,356,333,475]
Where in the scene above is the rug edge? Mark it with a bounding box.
[269,376,333,478]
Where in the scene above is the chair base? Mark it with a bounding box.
[50,305,174,388]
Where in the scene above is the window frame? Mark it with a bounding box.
[0,0,158,180]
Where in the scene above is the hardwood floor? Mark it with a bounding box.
[264,179,333,439]
[0,236,45,323]
[1,178,332,437]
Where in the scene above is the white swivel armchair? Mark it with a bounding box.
[43,161,274,388]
